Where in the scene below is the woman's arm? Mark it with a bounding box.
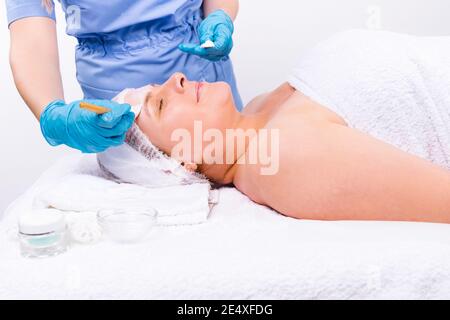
[9,17,64,120]
[297,123,450,223]
[203,0,239,20]
[259,107,450,224]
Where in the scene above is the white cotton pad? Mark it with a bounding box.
[67,213,102,244]
[200,40,215,49]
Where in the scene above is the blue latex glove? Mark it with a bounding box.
[40,99,135,153]
[179,9,234,62]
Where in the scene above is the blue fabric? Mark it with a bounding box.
[75,11,243,109]
[6,0,198,35]
[40,99,135,153]
[6,0,56,26]
[6,0,243,110]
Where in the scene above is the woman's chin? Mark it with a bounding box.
[203,82,235,110]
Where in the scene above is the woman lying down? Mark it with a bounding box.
[98,30,450,224]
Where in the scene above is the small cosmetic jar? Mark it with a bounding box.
[97,209,156,244]
[18,209,68,258]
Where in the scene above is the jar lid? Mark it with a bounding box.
[18,209,66,235]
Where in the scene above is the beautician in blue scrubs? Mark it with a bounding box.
[7,0,242,153]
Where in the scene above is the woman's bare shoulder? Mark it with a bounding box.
[273,89,348,126]
[241,82,295,115]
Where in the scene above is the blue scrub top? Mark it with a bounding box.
[7,0,201,36]
[6,0,243,109]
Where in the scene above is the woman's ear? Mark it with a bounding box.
[181,161,198,172]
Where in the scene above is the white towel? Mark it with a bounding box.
[34,173,217,226]
[17,155,217,229]
[4,155,450,299]
[288,30,450,170]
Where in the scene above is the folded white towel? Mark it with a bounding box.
[34,173,217,226]
[288,30,450,169]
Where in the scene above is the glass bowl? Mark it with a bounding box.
[97,209,157,244]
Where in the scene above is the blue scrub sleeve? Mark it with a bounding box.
[6,0,56,27]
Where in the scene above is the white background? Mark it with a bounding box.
[1,0,450,214]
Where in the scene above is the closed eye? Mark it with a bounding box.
[159,98,164,114]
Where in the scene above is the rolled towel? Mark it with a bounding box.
[34,174,216,226]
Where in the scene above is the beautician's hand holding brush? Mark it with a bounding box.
[39,100,135,153]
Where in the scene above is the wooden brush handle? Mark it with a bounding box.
[79,102,111,114]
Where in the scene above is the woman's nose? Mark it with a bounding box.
[171,72,186,93]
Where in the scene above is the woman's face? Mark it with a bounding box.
[136,72,239,163]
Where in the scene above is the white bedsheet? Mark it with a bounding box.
[1,155,450,299]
